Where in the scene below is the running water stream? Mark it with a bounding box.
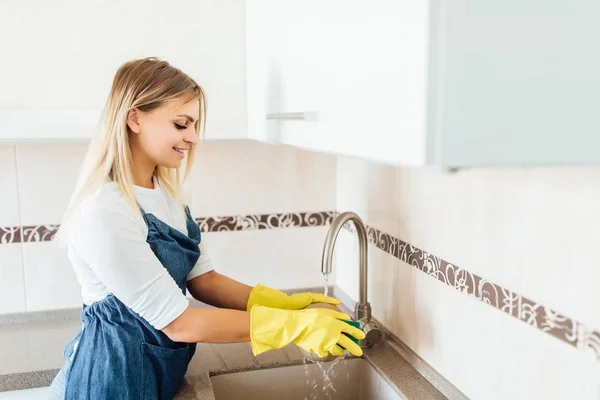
[300,272,350,399]
[302,353,348,400]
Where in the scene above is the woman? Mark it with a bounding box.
[49,57,365,399]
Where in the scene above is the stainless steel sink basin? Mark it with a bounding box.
[210,358,402,400]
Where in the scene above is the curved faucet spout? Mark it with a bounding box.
[321,211,370,322]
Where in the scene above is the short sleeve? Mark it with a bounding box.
[187,241,214,281]
[69,201,189,330]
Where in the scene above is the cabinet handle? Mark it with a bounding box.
[266,112,319,121]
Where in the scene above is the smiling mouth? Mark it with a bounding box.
[173,147,187,154]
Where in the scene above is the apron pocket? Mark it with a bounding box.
[141,342,193,400]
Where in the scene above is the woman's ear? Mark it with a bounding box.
[126,108,141,134]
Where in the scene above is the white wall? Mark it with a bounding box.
[0,0,247,140]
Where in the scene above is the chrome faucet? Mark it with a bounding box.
[321,211,383,348]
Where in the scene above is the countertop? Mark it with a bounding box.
[0,287,463,400]
[0,316,448,400]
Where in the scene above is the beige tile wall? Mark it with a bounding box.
[0,141,337,314]
[201,227,333,290]
[189,141,337,216]
[335,155,600,399]
[0,244,25,314]
[15,145,86,226]
[0,147,26,314]
[5,138,597,397]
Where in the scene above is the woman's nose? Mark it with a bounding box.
[184,129,199,146]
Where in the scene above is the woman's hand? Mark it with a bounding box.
[246,283,340,311]
[188,275,340,312]
[250,305,365,357]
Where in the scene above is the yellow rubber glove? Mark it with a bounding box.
[246,283,341,311]
[249,305,366,358]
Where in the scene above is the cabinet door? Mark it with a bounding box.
[249,1,432,166]
[246,0,322,145]
[246,0,287,143]
[436,0,600,167]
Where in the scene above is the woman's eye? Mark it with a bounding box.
[174,123,187,130]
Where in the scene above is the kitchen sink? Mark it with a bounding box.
[210,358,402,400]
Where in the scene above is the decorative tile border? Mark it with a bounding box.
[195,211,336,232]
[0,227,22,244]
[1,210,598,361]
[342,222,600,362]
[0,211,336,244]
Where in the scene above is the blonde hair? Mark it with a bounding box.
[55,57,207,246]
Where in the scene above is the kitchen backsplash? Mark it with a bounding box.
[334,156,600,400]
[0,141,337,314]
[1,140,599,399]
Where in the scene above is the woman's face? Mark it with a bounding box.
[128,98,200,169]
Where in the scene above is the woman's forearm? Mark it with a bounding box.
[188,271,253,311]
[162,306,250,343]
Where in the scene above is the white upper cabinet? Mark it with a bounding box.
[0,0,247,143]
[247,0,600,168]
[4,0,599,167]
[247,0,430,166]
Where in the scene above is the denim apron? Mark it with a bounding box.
[50,205,201,400]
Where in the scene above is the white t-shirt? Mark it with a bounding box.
[66,178,213,330]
